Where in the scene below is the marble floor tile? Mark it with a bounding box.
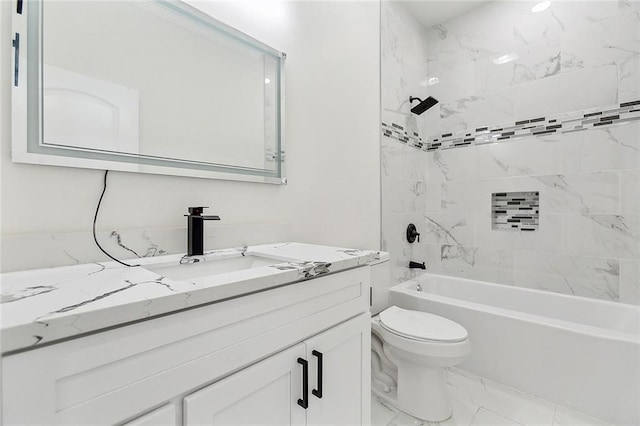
[552,405,612,426]
[372,368,612,426]
[469,408,522,425]
[373,395,400,426]
[446,369,556,426]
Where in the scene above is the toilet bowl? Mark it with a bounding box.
[371,306,470,421]
[369,254,470,421]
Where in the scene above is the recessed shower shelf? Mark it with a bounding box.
[492,191,539,231]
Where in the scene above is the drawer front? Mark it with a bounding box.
[2,267,370,425]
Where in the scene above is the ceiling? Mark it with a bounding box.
[397,1,493,27]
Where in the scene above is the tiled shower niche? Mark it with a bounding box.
[492,192,540,231]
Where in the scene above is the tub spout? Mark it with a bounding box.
[409,261,426,269]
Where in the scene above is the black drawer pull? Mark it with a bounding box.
[312,350,323,399]
[297,357,308,409]
[17,0,23,14]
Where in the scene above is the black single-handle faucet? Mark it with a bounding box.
[186,207,221,256]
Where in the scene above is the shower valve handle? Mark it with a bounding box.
[407,224,420,243]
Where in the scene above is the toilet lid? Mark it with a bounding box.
[379,306,468,343]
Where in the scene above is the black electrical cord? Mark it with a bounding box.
[93,170,138,267]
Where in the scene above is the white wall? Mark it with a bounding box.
[0,0,381,272]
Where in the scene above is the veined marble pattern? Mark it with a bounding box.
[561,121,640,173]
[622,170,640,215]
[620,259,640,304]
[0,243,379,353]
[437,244,514,286]
[382,0,640,305]
[564,214,640,259]
[513,252,620,301]
[372,368,612,426]
[419,0,639,142]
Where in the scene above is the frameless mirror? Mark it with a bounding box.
[11,0,286,184]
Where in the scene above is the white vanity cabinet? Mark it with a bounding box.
[2,267,371,425]
[183,314,370,426]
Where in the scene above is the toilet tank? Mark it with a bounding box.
[370,252,391,315]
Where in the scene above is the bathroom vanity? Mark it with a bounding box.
[1,243,377,425]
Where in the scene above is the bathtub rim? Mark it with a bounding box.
[390,274,640,345]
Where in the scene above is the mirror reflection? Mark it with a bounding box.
[15,0,285,182]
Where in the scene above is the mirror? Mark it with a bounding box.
[11,0,286,184]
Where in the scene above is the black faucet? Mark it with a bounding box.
[186,207,221,256]
[409,261,426,269]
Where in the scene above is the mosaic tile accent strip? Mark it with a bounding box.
[492,191,540,231]
[381,99,640,152]
[381,122,424,149]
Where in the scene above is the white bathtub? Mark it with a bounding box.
[389,273,640,425]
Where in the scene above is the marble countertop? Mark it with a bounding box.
[0,242,379,354]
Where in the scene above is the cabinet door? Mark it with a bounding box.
[123,404,177,426]
[305,313,371,426]
[183,344,307,426]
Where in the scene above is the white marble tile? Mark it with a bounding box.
[424,214,475,246]
[427,60,477,104]
[440,91,515,134]
[534,172,620,215]
[561,14,640,72]
[469,408,521,426]
[619,0,640,22]
[620,259,640,305]
[373,394,400,426]
[514,64,618,121]
[619,52,640,102]
[474,56,515,95]
[439,180,483,214]
[388,411,427,426]
[562,121,640,173]
[438,244,514,286]
[621,169,640,215]
[551,1,621,33]
[552,404,613,426]
[513,252,620,301]
[381,1,430,114]
[402,148,428,183]
[382,138,404,179]
[563,214,640,259]
[475,135,562,179]
[512,40,562,85]
[427,148,478,183]
[447,369,556,426]
[383,177,427,215]
[474,212,564,254]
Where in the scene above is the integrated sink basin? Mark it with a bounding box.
[144,254,286,281]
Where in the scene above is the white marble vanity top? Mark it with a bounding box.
[0,243,379,354]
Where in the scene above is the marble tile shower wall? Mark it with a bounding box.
[381,1,430,284]
[381,0,640,305]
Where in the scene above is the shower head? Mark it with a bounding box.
[409,96,439,115]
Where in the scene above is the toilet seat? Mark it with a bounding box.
[379,306,467,343]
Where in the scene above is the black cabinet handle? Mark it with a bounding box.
[297,358,308,409]
[17,0,23,14]
[312,350,323,399]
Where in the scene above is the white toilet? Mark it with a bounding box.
[370,254,470,422]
